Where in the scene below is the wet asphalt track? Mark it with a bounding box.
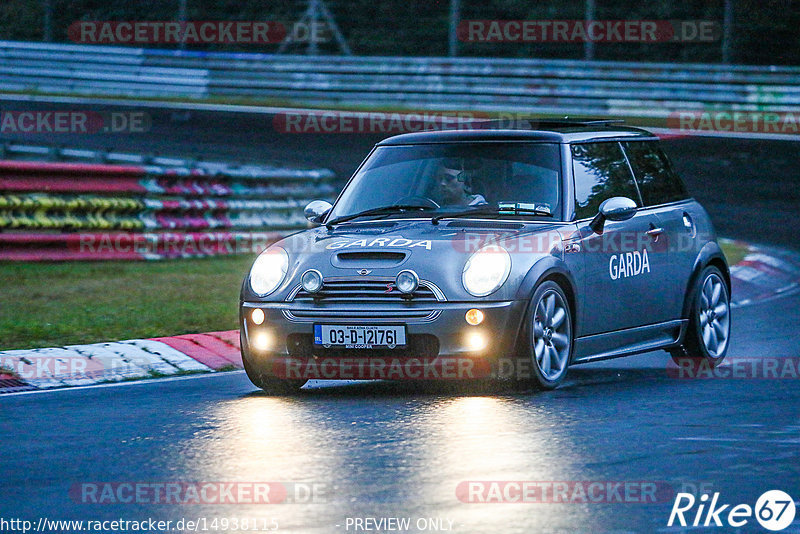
[2,292,799,533]
[1,99,799,533]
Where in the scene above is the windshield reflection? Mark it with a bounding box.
[330,144,562,222]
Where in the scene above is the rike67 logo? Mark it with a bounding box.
[668,490,796,531]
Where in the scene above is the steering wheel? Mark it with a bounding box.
[394,196,440,209]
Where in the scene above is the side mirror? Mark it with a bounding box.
[589,196,637,234]
[304,200,333,225]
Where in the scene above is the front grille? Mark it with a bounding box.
[289,278,443,304]
[287,333,440,359]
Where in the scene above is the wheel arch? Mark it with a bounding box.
[515,257,579,341]
[681,241,731,320]
[540,272,578,334]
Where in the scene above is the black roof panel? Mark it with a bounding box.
[376,121,656,145]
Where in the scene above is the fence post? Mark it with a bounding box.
[43,0,53,42]
[722,0,733,64]
[584,0,595,61]
[177,0,187,51]
[449,0,460,57]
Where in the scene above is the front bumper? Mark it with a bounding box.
[239,300,528,380]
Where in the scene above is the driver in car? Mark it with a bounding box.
[435,161,487,207]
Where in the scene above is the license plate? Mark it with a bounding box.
[314,324,406,349]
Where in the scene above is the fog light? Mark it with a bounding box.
[253,332,271,351]
[465,308,484,326]
[466,332,487,351]
[301,269,323,293]
[251,308,265,325]
[395,270,420,294]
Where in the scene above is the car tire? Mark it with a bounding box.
[670,265,731,368]
[523,281,573,390]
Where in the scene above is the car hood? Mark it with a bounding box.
[245,218,569,301]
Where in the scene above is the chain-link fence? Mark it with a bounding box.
[0,0,797,65]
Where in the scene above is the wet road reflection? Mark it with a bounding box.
[3,295,799,533]
[169,373,691,533]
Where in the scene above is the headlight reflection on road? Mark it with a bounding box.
[406,396,592,531]
[195,398,341,478]
[166,391,597,532]
[169,397,345,531]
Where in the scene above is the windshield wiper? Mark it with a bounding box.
[326,204,436,229]
[431,203,553,225]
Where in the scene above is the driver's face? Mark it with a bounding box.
[437,167,467,203]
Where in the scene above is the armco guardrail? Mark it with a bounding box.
[0,143,336,260]
[2,41,800,117]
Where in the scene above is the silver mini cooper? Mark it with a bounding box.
[239,120,731,393]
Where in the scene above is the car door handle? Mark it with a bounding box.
[646,227,664,237]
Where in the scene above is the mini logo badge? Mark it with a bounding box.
[357,269,372,276]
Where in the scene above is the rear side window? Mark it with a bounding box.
[571,142,640,220]
[622,141,689,206]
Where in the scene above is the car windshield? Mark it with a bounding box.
[328,143,562,222]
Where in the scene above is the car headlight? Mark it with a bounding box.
[462,245,511,297]
[249,247,289,296]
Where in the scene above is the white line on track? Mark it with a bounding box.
[674,437,800,444]
[736,285,800,309]
[0,369,246,398]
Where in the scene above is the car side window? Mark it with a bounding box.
[622,141,689,206]
[571,142,640,220]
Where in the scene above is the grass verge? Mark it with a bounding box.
[0,238,754,352]
[719,239,750,268]
[0,255,256,351]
